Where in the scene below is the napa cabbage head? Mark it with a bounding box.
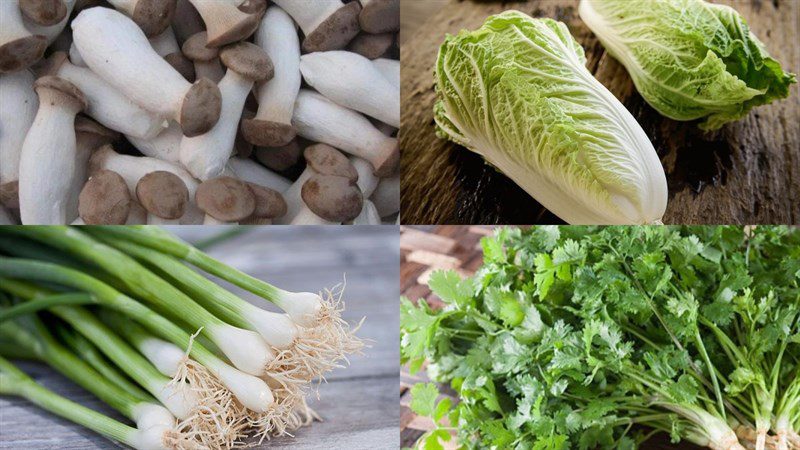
[579,0,796,130]
[433,11,668,224]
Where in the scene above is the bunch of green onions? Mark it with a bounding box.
[0,226,365,449]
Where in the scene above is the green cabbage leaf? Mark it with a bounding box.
[579,0,796,130]
[433,11,668,225]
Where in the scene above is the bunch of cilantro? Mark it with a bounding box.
[401,226,800,450]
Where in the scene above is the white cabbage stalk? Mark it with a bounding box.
[433,10,667,224]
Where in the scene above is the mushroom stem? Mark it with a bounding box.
[40,52,167,139]
[72,7,222,137]
[0,0,47,73]
[0,70,38,209]
[292,90,399,177]
[149,26,194,80]
[126,121,182,162]
[300,50,399,127]
[106,0,177,37]
[180,42,273,180]
[272,0,361,52]
[19,76,87,224]
[372,57,399,88]
[290,206,335,225]
[225,157,291,193]
[187,0,265,48]
[182,32,224,83]
[244,5,300,147]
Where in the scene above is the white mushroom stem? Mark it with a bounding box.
[149,26,180,57]
[89,146,203,224]
[127,121,182,162]
[350,199,380,224]
[372,57,399,89]
[23,0,76,44]
[68,41,86,66]
[224,157,291,192]
[18,80,84,224]
[72,7,220,136]
[247,5,300,146]
[351,156,378,198]
[0,70,38,206]
[300,51,399,127]
[293,90,398,176]
[49,55,167,139]
[371,173,399,217]
[276,168,313,224]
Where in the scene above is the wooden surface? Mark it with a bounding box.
[0,226,400,449]
[400,0,800,225]
[399,225,703,449]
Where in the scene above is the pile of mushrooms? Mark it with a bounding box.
[0,0,400,225]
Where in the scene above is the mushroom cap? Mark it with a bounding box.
[180,78,222,137]
[372,139,400,177]
[164,52,195,81]
[136,171,189,219]
[19,0,67,26]
[246,182,287,218]
[302,1,361,53]
[79,170,132,225]
[33,76,88,112]
[219,42,273,81]
[303,144,358,181]
[301,174,363,222]
[254,139,302,171]
[75,116,120,149]
[36,51,69,77]
[205,0,267,48]
[359,0,400,34]
[182,32,218,62]
[347,32,394,60]
[241,119,295,148]
[0,181,20,209]
[0,35,48,74]
[195,176,255,221]
[131,0,177,37]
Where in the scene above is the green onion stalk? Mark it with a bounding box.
[2,227,330,396]
[0,314,202,449]
[85,226,364,361]
[93,232,363,386]
[0,268,285,442]
[0,353,191,450]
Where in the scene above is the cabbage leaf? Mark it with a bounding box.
[579,0,796,130]
[433,11,667,224]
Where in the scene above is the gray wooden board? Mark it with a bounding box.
[0,226,401,449]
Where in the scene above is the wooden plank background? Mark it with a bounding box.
[400,0,800,225]
[399,225,703,449]
[0,226,400,449]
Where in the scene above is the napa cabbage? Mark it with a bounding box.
[579,0,796,130]
[433,11,668,224]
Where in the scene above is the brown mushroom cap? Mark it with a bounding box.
[180,78,222,137]
[246,182,287,219]
[219,42,273,81]
[136,171,189,219]
[304,144,358,181]
[182,32,218,62]
[79,170,132,225]
[195,176,255,221]
[302,1,361,53]
[75,116,120,151]
[359,0,400,34]
[254,139,302,171]
[301,174,363,222]
[131,0,177,37]
[33,75,88,112]
[0,35,47,74]
[241,119,295,148]
[347,32,394,60]
[205,0,267,48]
[164,52,195,81]
[0,181,20,209]
[19,0,67,27]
